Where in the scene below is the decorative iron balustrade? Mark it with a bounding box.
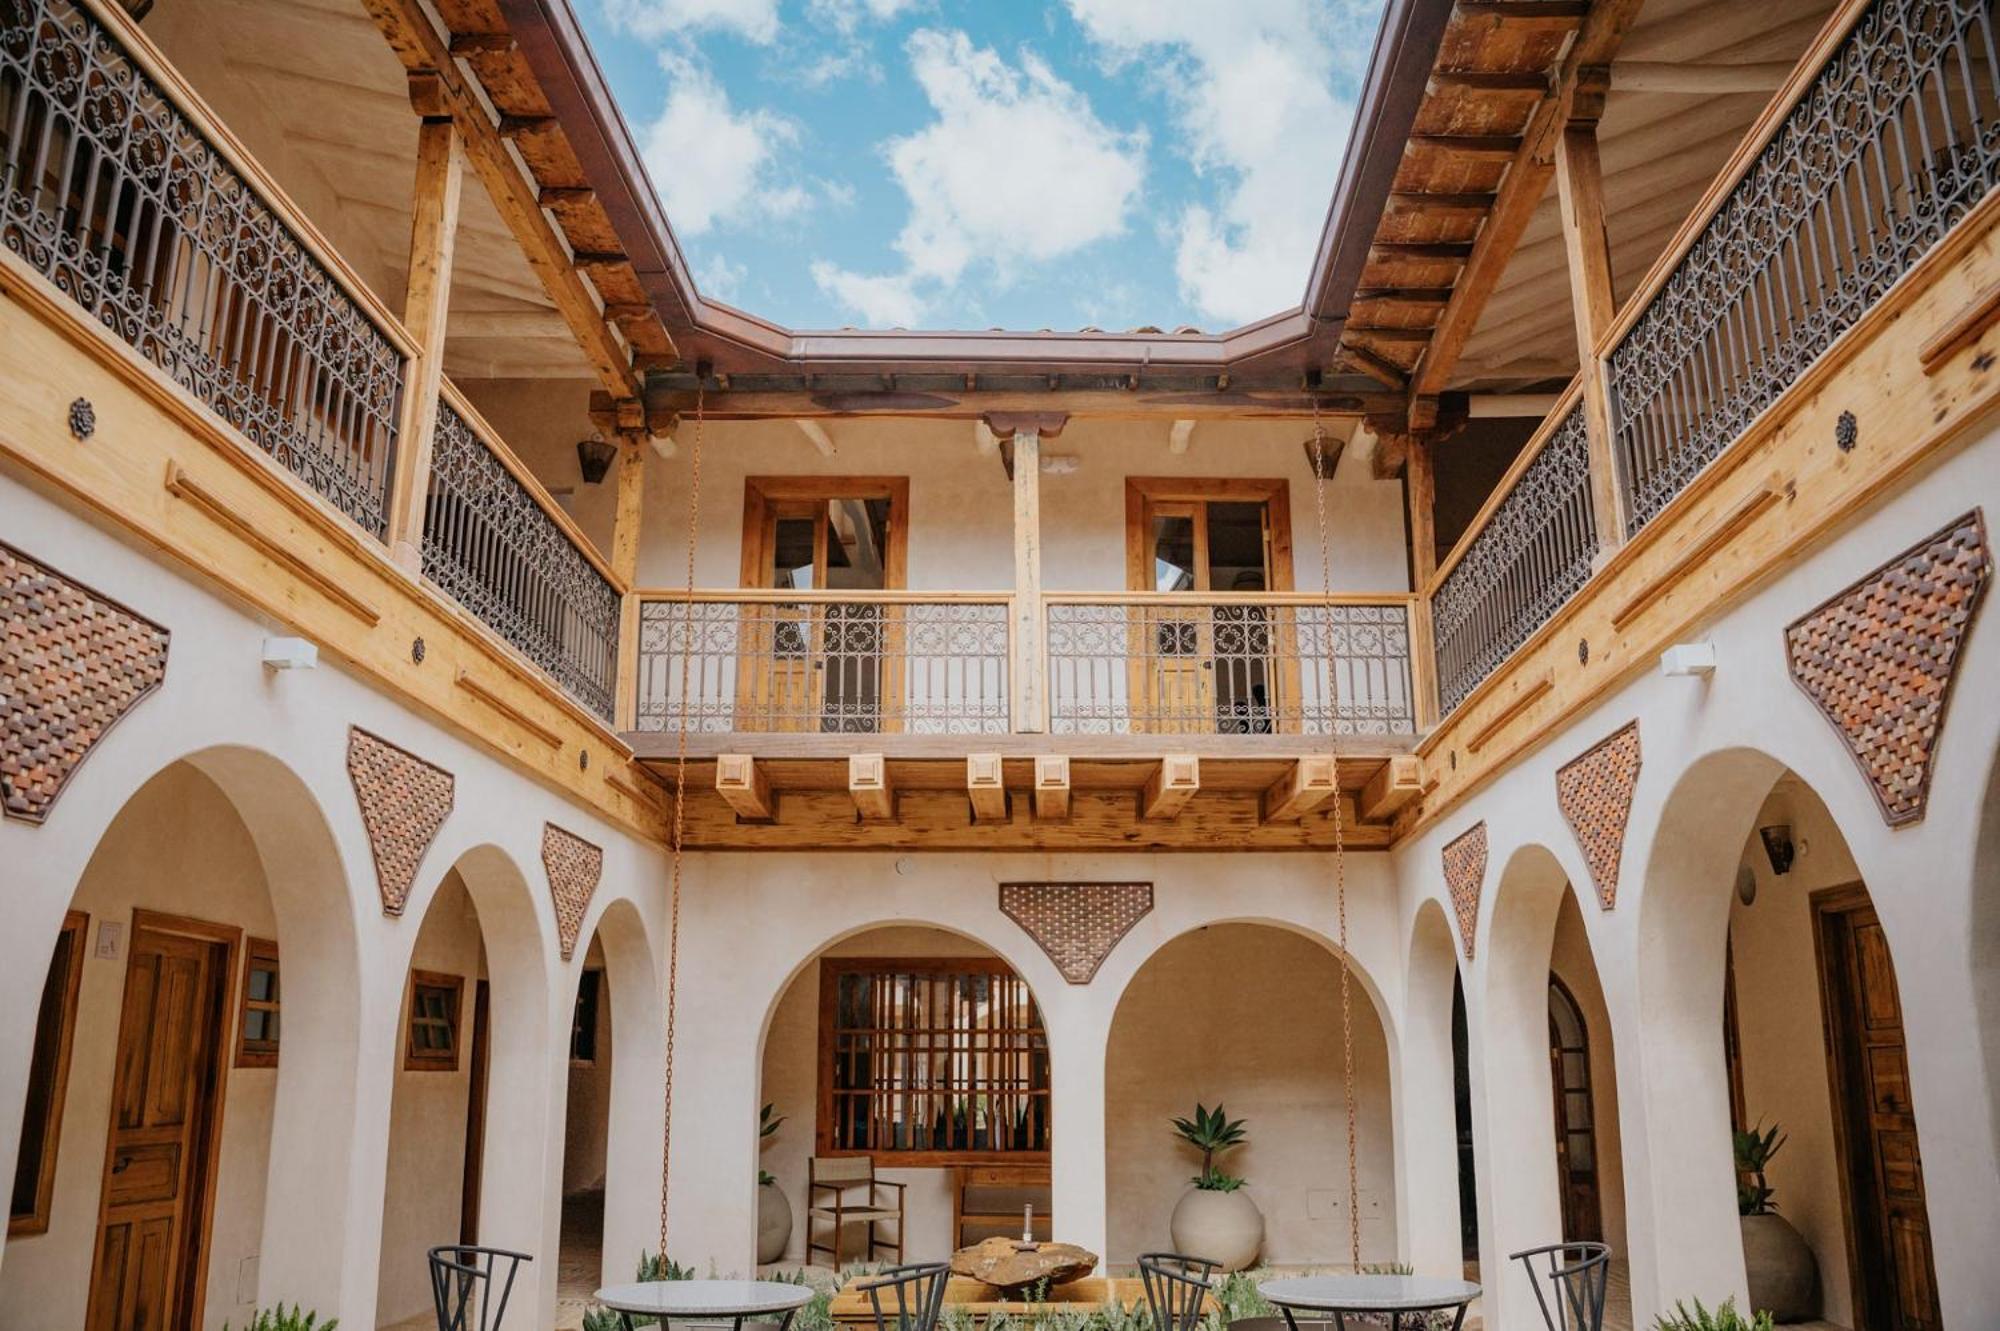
[1607,0,2000,533]
[1044,595,1417,737]
[1431,401,1598,716]
[422,396,620,722]
[0,0,404,535]
[634,594,1013,734]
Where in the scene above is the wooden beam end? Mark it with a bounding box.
[1141,754,1200,821]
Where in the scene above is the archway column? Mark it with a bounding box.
[1047,995,1111,1264]
[592,904,668,1290]
[1393,906,1462,1278]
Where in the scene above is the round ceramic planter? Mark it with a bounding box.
[1169,1187,1264,1272]
[758,1181,793,1265]
[1741,1212,1819,1322]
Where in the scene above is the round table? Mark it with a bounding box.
[1258,1275,1481,1331]
[594,1278,816,1331]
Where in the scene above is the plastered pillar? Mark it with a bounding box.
[1047,998,1110,1264]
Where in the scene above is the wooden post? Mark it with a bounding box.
[611,432,646,730]
[385,108,464,571]
[1405,435,1441,729]
[1554,73,1630,555]
[1010,427,1044,733]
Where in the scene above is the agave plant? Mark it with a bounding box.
[1652,1296,1776,1331]
[1733,1119,1786,1216]
[1172,1103,1249,1191]
[760,1101,786,1186]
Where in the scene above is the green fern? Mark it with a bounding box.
[222,1307,337,1331]
[1652,1296,1776,1331]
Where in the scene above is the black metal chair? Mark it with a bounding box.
[1138,1252,1219,1331]
[857,1261,951,1331]
[1510,1242,1611,1331]
[428,1245,533,1331]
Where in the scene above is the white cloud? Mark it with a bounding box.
[637,54,806,235]
[1065,0,1371,326]
[601,0,781,44]
[807,0,919,35]
[698,253,749,301]
[812,29,1147,327]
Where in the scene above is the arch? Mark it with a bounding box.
[1104,919,1397,1268]
[1974,746,2000,1171]
[1398,898,1465,1276]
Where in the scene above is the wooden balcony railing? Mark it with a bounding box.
[1605,0,2000,533]
[1430,388,1598,716]
[423,385,622,722]
[0,0,411,537]
[632,592,1014,735]
[1043,593,1419,737]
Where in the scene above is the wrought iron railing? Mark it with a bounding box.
[422,390,620,721]
[634,592,1013,734]
[1043,594,1418,737]
[0,0,406,535]
[1430,396,1598,715]
[1606,0,2000,533]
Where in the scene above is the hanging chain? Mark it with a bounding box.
[659,379,706,1263]
[1309,392,1361,1271]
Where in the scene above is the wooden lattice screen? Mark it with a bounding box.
[817,957,1050,1162]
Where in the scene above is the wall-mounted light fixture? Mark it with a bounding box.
[1661,642,1718,676]
[1759,824,1796,876]
[261,637,318,671]
[576,434,618,484]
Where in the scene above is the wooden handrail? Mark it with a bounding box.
[1042,591,1420,608]
[1427,375,1587,596]
[634,588,1013,604]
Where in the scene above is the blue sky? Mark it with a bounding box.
[578,0,1385,332]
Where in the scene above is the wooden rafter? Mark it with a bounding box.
[357,0,648,400]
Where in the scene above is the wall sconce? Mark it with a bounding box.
[1759,825,1795,876]
[576,434,618,484]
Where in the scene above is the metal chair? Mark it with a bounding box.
[856,1261,951,1331]
[428,1245,532,1331]
[1510,1242,1611,1331]
[1138,1252,1219,1331]
[807,1155,907,1267]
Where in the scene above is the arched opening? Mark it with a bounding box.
[1638,752,1943,1329]
[377,849,550,1331]
[1477,846,1629,1329]
[1974,748,2000,1173]
[757,925,1051,1268]
[1105,922,1396,1270]
[0,749,362,1330]
[1403,898,1468,1279]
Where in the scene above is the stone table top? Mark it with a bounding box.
[594,1280,817,1317]
[950,1238,1099,1290]
[1257,1275,1482,1313]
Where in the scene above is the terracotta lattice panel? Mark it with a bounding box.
[543,823,604,960]
[1441,823,1488,959]
[1785,511,1991,827]
[1555,721,1643,909]
[346,728,455,916]
[999,882,1153,983]
[2,543,169,824]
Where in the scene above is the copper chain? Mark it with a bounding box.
[659,381,705,1262]
[1310,395,1361,1271]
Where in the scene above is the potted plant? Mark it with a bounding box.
[1168,1103,1263,1270]
[757,1103,792,1264]
[1735,1120,1817,1321]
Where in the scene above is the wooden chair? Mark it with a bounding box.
[808,1156,906,1268]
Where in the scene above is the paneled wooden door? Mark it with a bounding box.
[1814,886,1941,1331]
[87,913,238,1331]
[1547,977,1603,1242]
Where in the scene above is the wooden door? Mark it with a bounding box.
[1815,888,1941,1331]
[1547,978,1603,1242]
[88,914,237,1331]
[1138,501,1215,733]
[460,979,491,1244]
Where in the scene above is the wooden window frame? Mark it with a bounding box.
[815,956,1051,1167]
[405,969,466,1072]
[235,937,280,1069]
[8,910,88,1237]
[1123,477,1296,592]
[739,476,910,590]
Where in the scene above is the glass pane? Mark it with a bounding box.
[245,1011,270,1043]
[771,516,817,590]
[1567,1132,1595,1170]
[248,967,276,1002]
[263,1010,280,1045]
[1153,514,1197,591]
[1206,501,1268,591]
[1562,1051,1589,1088]
[1565,1091,1593,1128]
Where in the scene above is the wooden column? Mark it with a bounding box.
[386,103,464,570]
[610,429,646,731]
[994,421,1047,733]
[1554,71,1630,554]
[1405,434,1441,729]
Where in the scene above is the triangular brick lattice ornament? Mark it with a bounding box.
[543,823,604,960]
[1785,511,1990,827]
[1556,721,1642,909]
[1000,882,1153,983]
[346,728,455,916]
[1442,823,1488,959]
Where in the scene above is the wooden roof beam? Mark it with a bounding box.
[849,753,895,821]
[1405,0,1647,423]
[968,753,1009,823]
[716,754,775,822]
[1033,755,1071,822]
[358,0,647,401]
[1141,755,1200,821]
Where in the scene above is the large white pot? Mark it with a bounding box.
[1741,1213,1819,1322]
[1169,1187,1263,1272]
[758,1181,793,1266]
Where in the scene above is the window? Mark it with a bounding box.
[405,970,465,1071]
[236,938,280,1068]
[571,968,602,1065]
[10,911,87,1236]
[817,958,1050,1163]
